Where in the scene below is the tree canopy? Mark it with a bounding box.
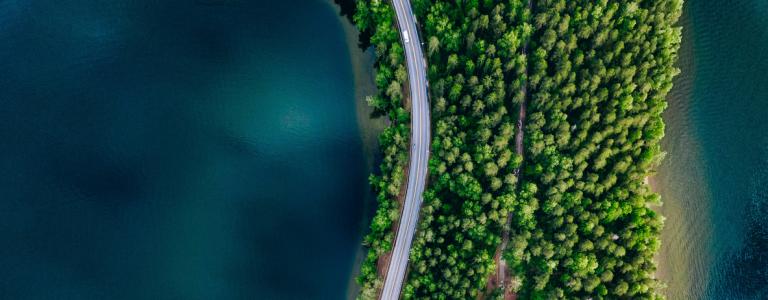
[353,0,682,298]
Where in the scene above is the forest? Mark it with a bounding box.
[353,0,682,299]
[506,0,681,299]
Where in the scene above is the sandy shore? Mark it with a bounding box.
[645,175,667,279]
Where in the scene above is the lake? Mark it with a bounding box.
[0,0,375,298]
[655,0,768,298]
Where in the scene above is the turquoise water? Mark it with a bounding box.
[656,0,768,299]
[0,0,369,298]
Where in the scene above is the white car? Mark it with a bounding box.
[402,30,410,43]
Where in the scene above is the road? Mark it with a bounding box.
[380,0,430,299]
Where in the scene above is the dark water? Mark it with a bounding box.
[656,0,768,299]
[0,0,367,299]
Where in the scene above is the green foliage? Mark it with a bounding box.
[353,0,681,298]
[506,0,683,299]
[353,0,412,298]
[401,1,531,299]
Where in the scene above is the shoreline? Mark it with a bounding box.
[324,1,386,299]
[646,175,666,280]
[649,6,702,296]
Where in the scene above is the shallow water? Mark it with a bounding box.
[0,0,369,298]
[656,0,768,298]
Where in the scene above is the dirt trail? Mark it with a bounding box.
[484,1,531,298]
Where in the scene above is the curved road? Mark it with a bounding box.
[381,0,430,299]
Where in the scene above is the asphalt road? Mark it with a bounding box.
[380,0,430,299]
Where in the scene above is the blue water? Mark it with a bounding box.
[656,0,768,298]
[0,0,367,298]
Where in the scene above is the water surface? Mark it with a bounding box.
[656,0,768,298]
[0,0,369,298]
